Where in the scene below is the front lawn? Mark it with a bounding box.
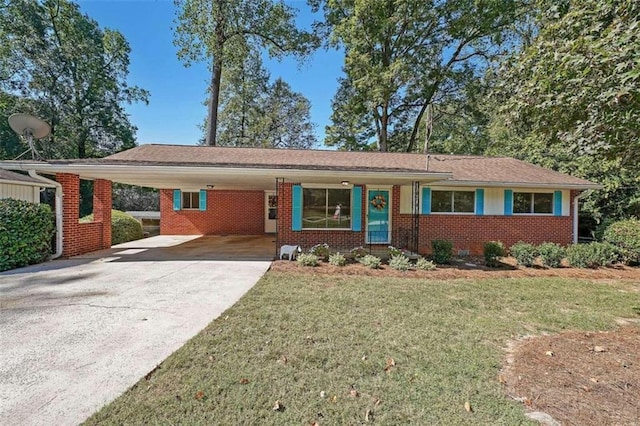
[85,273,640,425]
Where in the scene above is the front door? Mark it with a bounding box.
[366,189,390,244]
[265,192,277,233]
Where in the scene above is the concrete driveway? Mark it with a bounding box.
[0,236,271,425]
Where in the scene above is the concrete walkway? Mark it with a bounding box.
[0,236,271,425]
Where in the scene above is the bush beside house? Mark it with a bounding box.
[0,199,54,272]
[603,219,640,265]
[82,209,143,245]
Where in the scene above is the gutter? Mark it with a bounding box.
[573,191,590,244]
[27,171,63,259]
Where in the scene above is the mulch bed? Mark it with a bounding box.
[270,257,640,280]
[502,326,640,425]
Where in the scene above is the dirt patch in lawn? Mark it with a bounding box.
[271,258,640,280]
[502,326,640,425]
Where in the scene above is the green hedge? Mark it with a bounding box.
[0,199,55,272]
[603,219,640,265]
[82,209,143,245]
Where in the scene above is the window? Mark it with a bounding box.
[181,191,200,209]
[513,192,553,214]
[302,188,351,229]
[431,190,475,213]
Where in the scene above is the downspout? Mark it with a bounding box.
[573,191,589,244]
[28,170,63,259]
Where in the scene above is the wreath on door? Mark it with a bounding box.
[370,194,387,211]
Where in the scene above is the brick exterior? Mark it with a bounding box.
[159,189,265,235]
[57,173,112,257]
[277,183,577,255]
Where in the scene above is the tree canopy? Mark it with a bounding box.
[313,0,526,152]
[0,0,148,159]
[174,0,317,146]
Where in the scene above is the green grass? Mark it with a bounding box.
[85,274,640,425]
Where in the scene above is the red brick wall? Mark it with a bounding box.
[277,182,367,251]
[57,173,112,257]
[159,189,265,235]
[278,183,575,255]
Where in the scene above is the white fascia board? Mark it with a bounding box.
[0,178,55,188]
[427,179,603,190]
[0,162,452,182]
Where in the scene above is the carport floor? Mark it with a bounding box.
[0,237,272,425]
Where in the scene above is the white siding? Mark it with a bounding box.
[399,185,413,214]
[0,183,40,203]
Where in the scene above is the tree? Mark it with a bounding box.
[0,0,148,159]
[254,78,317,149]
[494,0,640,161]
[313,0,526,152]
[490,0,640,224]
[216,47,270,147]
[174,0,316,146]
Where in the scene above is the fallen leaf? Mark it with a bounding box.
[464,401,473,412]
[365,409,373,422]
[239,378,249,385]
[545,351,554,356]
[273,400,284,412]
[498,374,507,384]
[320,391,326,398]
[590,377,599,383]
[208,355,214,362]
[331,395,337,403]
[311,422,319,426]
[582,386,592,392]
[195,391,205,400]
[384,358,396,372]
[362,355,367,361]
[277,355,288,364]
[349,389,359,398]
[594,345,607,353]
[224,315,229,320]
[523,398,533,407]
[374,398,382,406]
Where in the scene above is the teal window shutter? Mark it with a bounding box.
[292,185,302,231]
[173,190,181,211]
[504,189,513,216]
[351,186,362,231]
[554,191,562,216]
[475,189,484,215]
[199,190,207,211]
[421,188,431,214]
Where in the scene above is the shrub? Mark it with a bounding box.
[566,242,617,269]
[538,242,566,268]
[431,240,453,264]
[603,219,640,265]
[388,255,411,272]
[387,245,402,258]
[483,241,505,267]
[82,209,143,245]
[509,242,538,267]
[297,253,319,267]
[415,257,437,271]
[359,254,381,269]
[349,246,368,259]
[328,252,347,267]
[0,199,54,272]
[309,243,331,261]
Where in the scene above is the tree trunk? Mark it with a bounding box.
[205,60,223,146]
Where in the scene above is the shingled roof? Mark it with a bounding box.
[105,144,596,187]
[0,169,44,185]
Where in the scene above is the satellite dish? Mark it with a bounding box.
[8,113,51,160]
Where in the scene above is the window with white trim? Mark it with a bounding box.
[431,190,475,213]
[513,192,553,214]
[181,191,200,210]
[302,188,351,229]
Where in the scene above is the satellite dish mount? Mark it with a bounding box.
[8,113,51,160]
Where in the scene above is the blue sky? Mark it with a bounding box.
[77,0,343,146]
